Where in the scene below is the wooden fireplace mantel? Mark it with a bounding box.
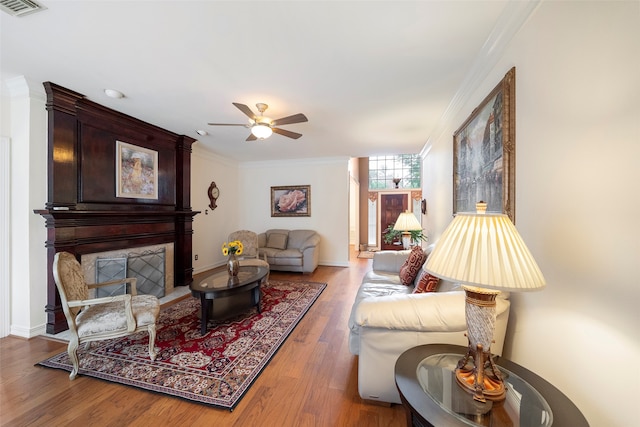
[36,82,200,334]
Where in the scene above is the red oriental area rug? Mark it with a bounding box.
[38,279,326,410]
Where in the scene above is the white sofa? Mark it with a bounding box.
[257,229,320,273]
[348,246,510,404]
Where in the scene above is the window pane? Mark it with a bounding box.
[368,154,421,190]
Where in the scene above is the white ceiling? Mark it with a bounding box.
[1,0,513,162]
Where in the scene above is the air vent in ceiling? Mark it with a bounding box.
[0,0,45,17]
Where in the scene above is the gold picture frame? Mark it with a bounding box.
[115,140,158,200]
[271,185,311,217]
[453,67,516,222]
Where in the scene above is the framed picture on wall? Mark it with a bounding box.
[453,67,516,222]
[115,140,158,200]
[271,185,310,217]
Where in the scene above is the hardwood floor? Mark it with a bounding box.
[0,249,406,426]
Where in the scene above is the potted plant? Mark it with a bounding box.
[382,225,427,246]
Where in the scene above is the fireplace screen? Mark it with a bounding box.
[96,249,166,298]
[96,257,127,297]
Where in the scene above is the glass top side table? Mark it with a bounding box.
[395,344,589,427]
[418,353,551,426]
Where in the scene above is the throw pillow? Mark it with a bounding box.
[267,233,288,250]
[399,245,427,286]
[414,273,440,293]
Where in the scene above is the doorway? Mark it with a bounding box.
[380,193,407,250]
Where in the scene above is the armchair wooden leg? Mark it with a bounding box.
[67,338,80,380]
[148,324,157,361]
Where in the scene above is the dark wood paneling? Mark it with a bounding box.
[36,82,199,334]
[78,122,176,205]
[45,84,79,209]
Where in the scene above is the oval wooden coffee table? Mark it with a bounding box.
[190,266,268,335]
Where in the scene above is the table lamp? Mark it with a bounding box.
[423,202,545,402]
[393,210,423,249]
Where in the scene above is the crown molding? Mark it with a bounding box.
[3,75,46,101]
[422,0,541,150]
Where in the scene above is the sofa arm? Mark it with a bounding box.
[301,245,319,273]
[300,233,320,251]
[371,250,410,273]
[355,291,469,332]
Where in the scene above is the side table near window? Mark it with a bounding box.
[395,344,588,427]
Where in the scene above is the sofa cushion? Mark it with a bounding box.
[371,250,411,272]
[267,233,288,250]
[348,280,413,334]
[414,272,439,293]
[271,249,303,266]
[287,230,317,249]
[362,270,403,286]
[399,246,427,285]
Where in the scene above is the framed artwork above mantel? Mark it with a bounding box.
[115,140,158,200]
[453,67,516,222]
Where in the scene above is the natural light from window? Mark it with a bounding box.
[368,154,421,189]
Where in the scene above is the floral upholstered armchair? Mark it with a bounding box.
[52,252,160,380]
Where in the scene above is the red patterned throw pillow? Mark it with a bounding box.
[414,273,440,293]
[399,246,427,286]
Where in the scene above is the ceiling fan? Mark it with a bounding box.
[208,102,308,141]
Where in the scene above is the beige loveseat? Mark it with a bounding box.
[348,246,510,404]
[258,229,320,273]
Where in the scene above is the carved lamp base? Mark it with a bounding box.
[455,286,506,402]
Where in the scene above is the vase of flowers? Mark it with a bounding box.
[222,240,244,277]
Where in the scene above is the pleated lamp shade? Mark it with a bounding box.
[393,210,422,232]
[424,211,545,292]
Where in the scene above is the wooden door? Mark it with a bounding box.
[380,194,408,250]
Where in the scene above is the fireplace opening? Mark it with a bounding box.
[95,248,166,298]
[82,243,174,299]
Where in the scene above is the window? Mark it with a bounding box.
[368,154,421,189]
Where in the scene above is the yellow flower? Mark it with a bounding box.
[222,240,244,256]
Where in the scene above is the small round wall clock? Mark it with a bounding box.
[208,181,219,210]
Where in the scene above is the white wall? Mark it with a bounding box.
[240,157,350,267]
[190,145,241,273]
[2,77,48,338]
[238,157,350,267]
[190,149,351,273]
[422,2,639,426]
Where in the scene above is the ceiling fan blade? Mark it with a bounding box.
[271,113,308,126]
[246,133,258,141]
[233,103,257,120]
[207,123,248,126]
[272,127,303,139]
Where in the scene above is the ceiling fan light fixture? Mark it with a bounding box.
[251,123,273,139]
[208,102,307,141]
